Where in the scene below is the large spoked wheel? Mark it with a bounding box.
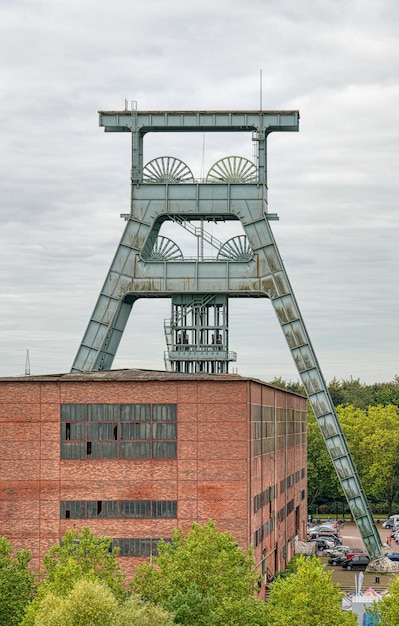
[206,156,257,183]
[143,157,194,183]
[146,236,183,261]
[217,235,253,261]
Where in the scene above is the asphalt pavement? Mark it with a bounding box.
[340,520,393,550]
[322,520,398,593]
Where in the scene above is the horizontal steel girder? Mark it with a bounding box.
[98,110,299,134]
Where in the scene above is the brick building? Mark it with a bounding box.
[0,369,307,583]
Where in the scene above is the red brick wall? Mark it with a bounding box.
[0,376,307,581]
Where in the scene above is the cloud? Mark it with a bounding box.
[1,0,398,383]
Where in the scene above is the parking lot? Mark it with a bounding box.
[319,520,397,592]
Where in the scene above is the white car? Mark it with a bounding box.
[323,545,351,557]
[308,524,336,534]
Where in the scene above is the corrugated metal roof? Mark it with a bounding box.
[0,368,250,383]
[0,368,306,397]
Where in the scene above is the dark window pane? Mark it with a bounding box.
[120,404,150,421]
[118,539,130,557]
[120,422,150,441]
[87,423,116,440]
[104,501,118,517]
[136,501,151,517]
[91,442,117,459]
[61,404,86,421]
[152,405,177,421]
[61,422,85,442]
[116,538,150,557]
[120,442,150,459]
[152,442,177,459]
[60,501,86,518]
[87,501,98,518]
[120,501,151,518]
[87,404,118,421]
[61,442,86,459]
[134,539,150,556]
[152,423,177,440]
[120,501,133,518]
[152,501,177,518]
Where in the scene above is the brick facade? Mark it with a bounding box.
[0,370,307,586]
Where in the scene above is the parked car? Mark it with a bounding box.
[307,532,342,545]
[324,545,351,557]
[382,515,399,528]
[345,549,366,560]
[309,538,336,550]
[385,551,399,562]
[328,554,347,566]
[342,555,370,570]
[308,524,337,533]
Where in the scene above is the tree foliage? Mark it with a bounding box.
[306,403,343,512]
[265,555,357,625]
[0,536,36,626]
[368,575,399,625]
[338,404,399,514]
[307,395,399,514]
[132,520,267,626]
[32,578,175,626]
[116,593,175,626]
[328,376,399,410]
[21,527,125,626]
[33,578,118,626]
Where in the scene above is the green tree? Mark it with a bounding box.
[266,555,357,625]
[32,577,175,626]
[371,376,399,408]
[269,376,305,395]
[328,377,374,409]
[306,404,342,512]
[368,575,399,625]
[338,404,399,514]
[0,536,36,626]
[132,520,267,626]
[32,578,175,626]
[33,578,118,626]
[117,594,175,626]
[22,527,125,626]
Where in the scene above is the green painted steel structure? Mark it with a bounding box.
[71,107,383,560]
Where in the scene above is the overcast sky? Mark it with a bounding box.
[1,0,398,384]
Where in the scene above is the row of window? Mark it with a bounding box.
[280,468,306,495]
[61,441,177,460]
[61,404,177,460]
[253,433,306,457]
[277,498,295,524]
[60,500,177,519]
[112,537,171,557]
[61,404,176,422]
[253,405,305,458]
[62,422,177,441]
[253,485,276,514]
[254,518,274,548]
[254,420,306,440]
[253,405,305,422]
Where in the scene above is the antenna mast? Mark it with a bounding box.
[25,349,31,376]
